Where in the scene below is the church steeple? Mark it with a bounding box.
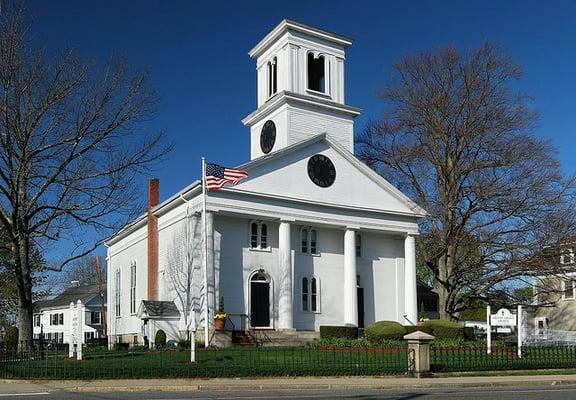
[242,20,361,160]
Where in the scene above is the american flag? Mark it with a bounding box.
[205,162,248,191]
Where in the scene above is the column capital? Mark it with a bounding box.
[279,217,296,223]
[405,232,418,238]
[345,225,360,231]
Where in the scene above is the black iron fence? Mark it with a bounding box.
[431,344,576,372]
[0,344,409,379]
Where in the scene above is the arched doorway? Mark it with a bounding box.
[250,270,271,328]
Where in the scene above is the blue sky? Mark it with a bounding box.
[29,0,576,199]
[29,0,575,210]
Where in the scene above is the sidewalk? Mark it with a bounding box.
[3,374,576,394]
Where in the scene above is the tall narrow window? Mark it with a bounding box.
[115,268,121,317]
[307,53,325,92]
[311,277,318,312]
[302,276,320,312]
[249,221,269,250]
[267,57,277,98]
[564,279,575,300]
[130,262,136,314]
[59,313,64,325]
[355,233,362,258]
[250,222,259,248]
[310,229,317,254]
[260,223,267,248]
[302,277,309,311]
[301,227,318,255]
[301,228,308,253]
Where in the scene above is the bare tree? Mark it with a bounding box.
[0,3,171,344]
[165,212,202,335]
[55,255,107,288]
[359,42,576,320]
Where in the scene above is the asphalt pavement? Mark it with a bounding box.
[3,374,576,399]
[3,386,576,399]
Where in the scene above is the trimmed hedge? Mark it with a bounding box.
[319,325,358,339]
[417,320,464,339]
[364,321,407,344]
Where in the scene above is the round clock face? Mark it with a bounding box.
[307,154,336,188]
[260,120,276,154]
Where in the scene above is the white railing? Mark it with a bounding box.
[524,329,576,346]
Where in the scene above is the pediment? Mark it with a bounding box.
[231,136,425,217]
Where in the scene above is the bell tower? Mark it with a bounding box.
[242,20,361,160]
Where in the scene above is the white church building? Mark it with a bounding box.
[105,20,425,347]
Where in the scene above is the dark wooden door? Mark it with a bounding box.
[357,287,365,329]
[251,282,270,327]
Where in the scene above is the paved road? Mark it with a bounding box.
[3,386,576,400]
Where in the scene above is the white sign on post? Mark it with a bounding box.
[68,300,84,360]
[491,308,517,327]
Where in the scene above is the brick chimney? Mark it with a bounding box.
[147,178,159,300]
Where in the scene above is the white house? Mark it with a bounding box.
[105,20,426,347]
[33,284,106,344]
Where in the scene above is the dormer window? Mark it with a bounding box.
[267,57,277,98]
[561,249,575,265]
[307,52,325,93]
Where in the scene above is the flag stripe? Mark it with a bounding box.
[205,162,248,191]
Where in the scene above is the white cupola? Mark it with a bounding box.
[242,20,361,160]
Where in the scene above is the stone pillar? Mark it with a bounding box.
[404,330,435,378]
[278,221,294,330]
[343,229,358,326]
[404,234,418,325]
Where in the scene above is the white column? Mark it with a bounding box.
[205,211,215,335]
[343,229,358,326]
[404,234,418,325]
[76,300,83,360]
[278,221,293,330]
[68,302,75,358]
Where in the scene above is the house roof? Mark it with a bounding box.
[139,300,181,318]
[36,284,105,311]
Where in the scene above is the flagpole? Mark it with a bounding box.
[201,157,209,347]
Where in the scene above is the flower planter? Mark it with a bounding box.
[214,317,226,331]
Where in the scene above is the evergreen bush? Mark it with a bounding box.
[4,326,18,349]
[418,320,463,339]
[319,325,358,339]
[155,329,167,348]
[364,321,407,343]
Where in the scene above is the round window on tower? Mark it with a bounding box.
[260,120,276,154]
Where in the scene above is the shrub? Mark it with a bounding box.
[463,326,475,340]
[4,325,18,349]
[155,329,167,348]
[418,320,463,339]
[113,342,129,351]
[364,321,407,343]
[319,325,358,339]
[404,325,418,334]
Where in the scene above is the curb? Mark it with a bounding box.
[51,378,576,393]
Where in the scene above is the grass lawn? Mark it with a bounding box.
[0,347,409,379]
[431,345,576,372]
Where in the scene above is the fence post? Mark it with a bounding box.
[404,330,435,378]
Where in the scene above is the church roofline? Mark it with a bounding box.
[242,90,361,127]
[249,19,353,59]
[105,134,427,247]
